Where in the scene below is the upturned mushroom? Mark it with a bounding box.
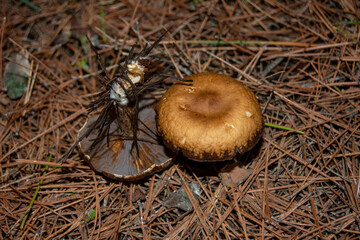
[78,98,174,181]
[156,72,263,161]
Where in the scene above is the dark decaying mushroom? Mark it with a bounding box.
[157,72,264,161]
[78,97,174,181]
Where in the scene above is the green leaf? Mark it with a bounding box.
[86,209,96,222]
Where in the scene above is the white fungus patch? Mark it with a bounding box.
[110,82,129,105]
[128,74,141,83]
[127,61,145,79]
[188,87,195,93]
[109,60,147,106]
[127,61,145,84]
[225,122,235,129]
[179,104,187,111]
[180,137,186,145]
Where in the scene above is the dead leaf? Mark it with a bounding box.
[220,165,253,187]
[3,52,30,99]
[132,187,146,202]
[162,182,201,211]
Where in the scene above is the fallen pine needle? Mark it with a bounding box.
[265,123,304,134]
[20,154,52,229]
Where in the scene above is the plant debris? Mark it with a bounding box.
[220,165,253,187]
[3,52,30,99]
[1,1,360,239]
[162,181,201,211]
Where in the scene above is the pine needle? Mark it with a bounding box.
[20,154,52,229]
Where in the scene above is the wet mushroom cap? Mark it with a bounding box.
[78,98,174,181]
[156,72,263,161]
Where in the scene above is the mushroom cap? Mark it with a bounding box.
[78,98,174,181]
[156,72,263,161]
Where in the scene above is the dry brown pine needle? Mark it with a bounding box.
[1,0,360,239]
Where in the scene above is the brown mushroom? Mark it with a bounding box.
[78,98,174,181]
[156,72,263,161]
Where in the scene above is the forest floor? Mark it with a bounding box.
[1,0,360,239]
